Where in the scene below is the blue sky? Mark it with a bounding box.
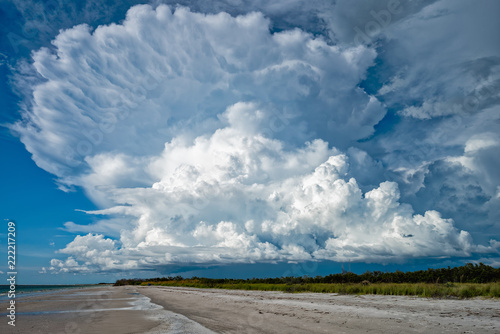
[1,0,499,284]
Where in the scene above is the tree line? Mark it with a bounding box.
[114,262,500,286]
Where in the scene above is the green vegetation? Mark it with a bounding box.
[138,281,500,299]
[115,263,500,299]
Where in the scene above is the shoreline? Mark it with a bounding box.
[0,285,213,334]
[1,285,499,333]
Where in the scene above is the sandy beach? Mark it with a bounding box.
[2,285,499,333]
[0,286,213,334]
[139,286,500,333]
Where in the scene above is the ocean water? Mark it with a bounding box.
[0,284,107,297]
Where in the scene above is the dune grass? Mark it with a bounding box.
[140,280,500,299]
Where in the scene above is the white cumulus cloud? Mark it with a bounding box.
[10,3,500,273]
[47,103,481,272]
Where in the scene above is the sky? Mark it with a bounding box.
[0,0,499,284]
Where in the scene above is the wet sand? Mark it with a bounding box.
[2,285,499,333]
[0,286,213,334]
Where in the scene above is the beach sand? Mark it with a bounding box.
[138,286,500,333]
[1,286,213,334]
[2,285,499,333]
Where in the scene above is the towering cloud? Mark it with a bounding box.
[47,102,476,272]
[12,2,500,273]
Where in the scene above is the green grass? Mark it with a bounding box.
[140,280,500,299]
